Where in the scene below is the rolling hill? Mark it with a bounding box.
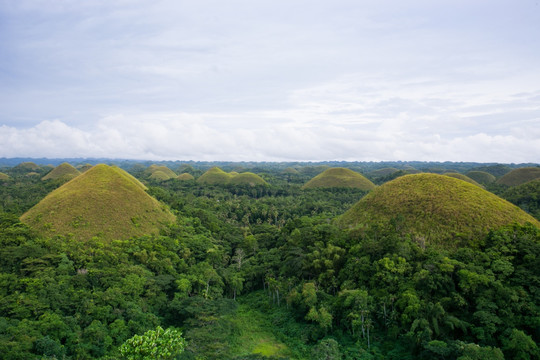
[145,165,177,180]
[197,167,234,185]
[21,164,175,241]
[340,173,540,247]
[177,173,195,181]
[443,173,483,187]
[302,167,376,190]
[42,162,81,181]
[466,170,496,185]
[496,167,540,186]
[0,172,10,180]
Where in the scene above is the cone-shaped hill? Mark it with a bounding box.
[443,173,483,188]
[302,167,376,190]
[466,171,496,185]
[340,174,540,247]
[229,172,268,186]
[177,173,195,181]
[197,167,233,185]
[42,162,81,181]
[496,167,540,186]
[145,165,177,180]
[14,162,40,171]
[21,164,175,241]
[0,172,10,180]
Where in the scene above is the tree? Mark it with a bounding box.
[119,326,186,360]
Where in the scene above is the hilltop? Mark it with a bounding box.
[340,173,539,247]
[21,164,175,241]
[466,170,496,185]
[145,165,177,180]
[302,167,376,190]
[42,162,81,181]
[496,167,540,186]
[197,167,233,185]
[443,173,483,187]
[229,172,268,186]
[177,173,195,181]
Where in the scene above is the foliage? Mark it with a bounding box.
[119,326,186,360]
[497,167,540,186]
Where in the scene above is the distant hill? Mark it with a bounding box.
[197,167,267,186]
[42,162,81,181]
[369,167,400,177]
[443,173,483,188]
[471,164,512,177]
[496,167,540,186]
[77,164,94,172]
[466,171,496,185]
[302,167,376,190]
[340,173,540,247]
[229,172,268,186]
[501,179,540,220]
[197,167,233,185]
[177,173,195,181]
[14,162,40,171]
[145,165,177,180]
[0,172,10,180]
[21,164,175,241]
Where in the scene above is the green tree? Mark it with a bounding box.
[119,326,186,360]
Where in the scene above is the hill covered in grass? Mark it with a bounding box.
[496,167,540,186]
[443,172,483,187]
[21,164,175,241]
[466,170,496,185]
[302,167,376,190]
[42,162,81,181]
[340,173,540,247]
[197,167,233,185]
[0,172,10,180]
[145,164,177,180]
[177,173,195,181]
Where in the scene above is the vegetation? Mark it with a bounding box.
[302,168,376,190]
[465,171,496,185]
[197,167,234,185]
[229,172,268,186]
[42,162,81,182]
[496,167,540,186]
[21,164,175,241]
[500,179,540,220]
[340,173,540,247]
[443,173,483,188]
[0,172,10,180]
[145,165,177,180]
[0,160,539,359]
[177,173,196,181]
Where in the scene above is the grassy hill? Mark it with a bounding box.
[145,165,177,180]
[177,173,195,181]
[42,162,81,181]
[21,164,175,241]
[0,172,10,180]
[229,172,268,186]
[466,170,496,185]
[340,173,540,247]
[369,167,399,177]
[496,167,540,186]
[302,167,376,190]
[149,170,172,182]
[197,167,234,185]
[14,162,40,171]
[77,164,93,172]
[443,173,483,187]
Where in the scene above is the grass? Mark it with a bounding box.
[149,170,173,181]
[42,162,81,181]
[466,170,496,185]
[443,172,483,188]
[146,164,177,179]
[176,173,195,181]
[21,164,175,241]
[340,173,540,247]
[302,167,376,190]
[14,162,40,171]
[0,172,10,180]
[197,167,267,186]
[496,167,540,186]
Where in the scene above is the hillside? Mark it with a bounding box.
[496,167,540,186]
[145,164,177,180]
[14,162,40,171]
[0,172,10,180]
[229,172,268,186]
[42,162,81,181]
[177,173,195,181]
[21,164,175,241]
[197,167,233,185]
[443,172,483,187]
[501,179,540,220]
[302,167,376,190]
[340,173,540,246]
[466,170,496,185]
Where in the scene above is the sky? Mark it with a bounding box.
[0,0,539,162]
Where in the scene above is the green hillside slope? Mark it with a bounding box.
[303,167,376,190]
[21,164,175,241]
[42,162,81,181]
[340,173,540,247]
[497,167,540,186]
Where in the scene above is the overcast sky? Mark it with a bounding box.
[1,0,539,162]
